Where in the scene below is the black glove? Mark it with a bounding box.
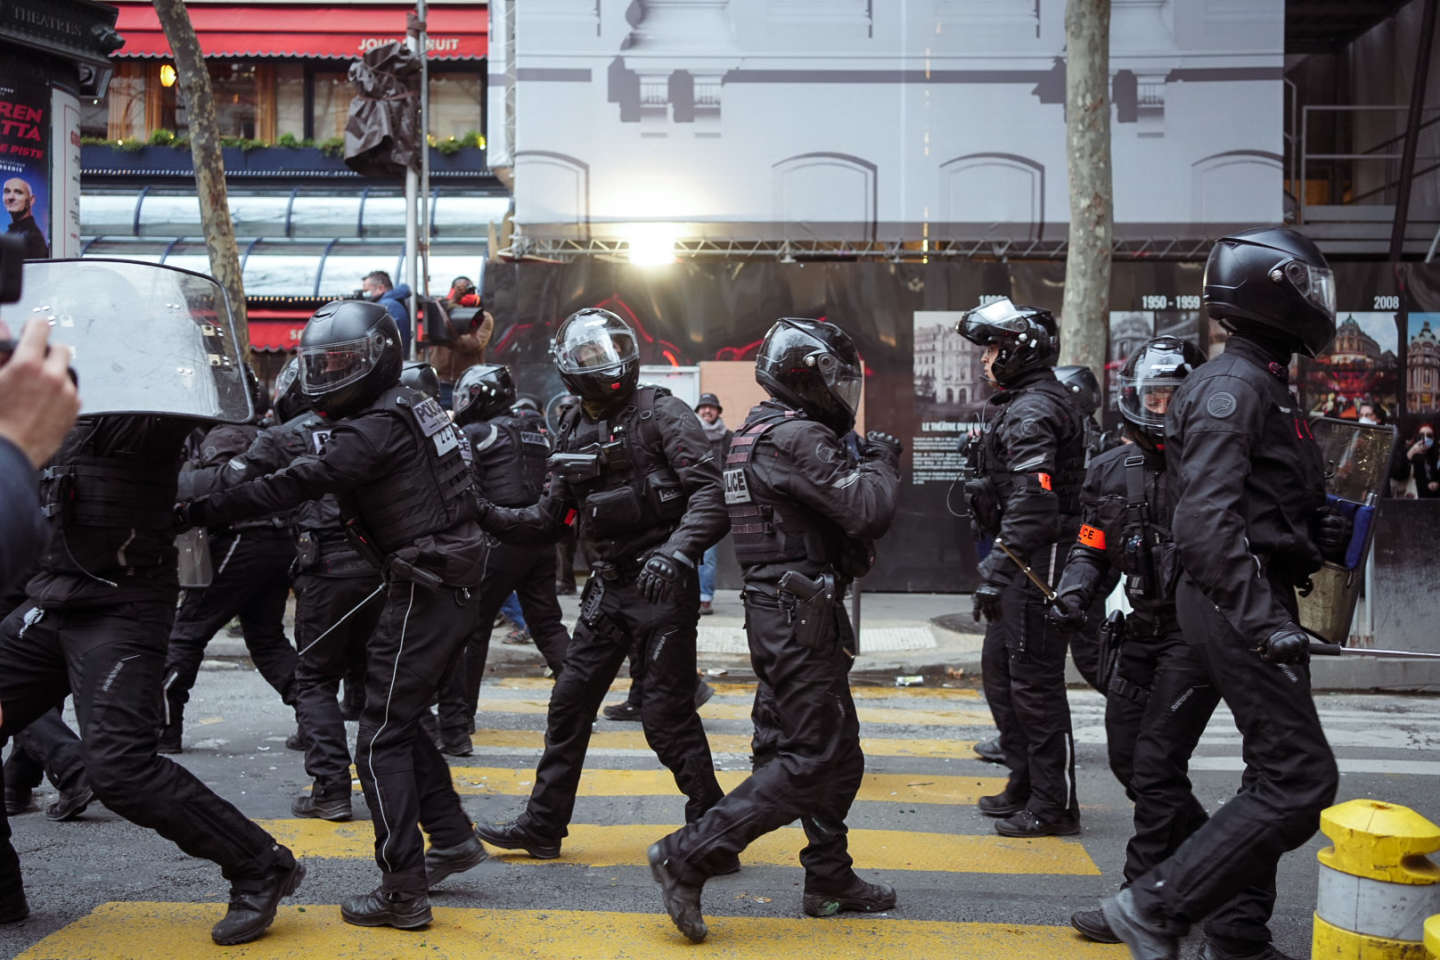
[174,500,207,530]
[1046,590,1087,631]
[1257,621,1310,665]
[637,551,685,605]
[1315,504,1352,564]
[972,582,1004,623]
[863,430,903,468]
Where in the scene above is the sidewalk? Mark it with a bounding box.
[200,587,1440,693]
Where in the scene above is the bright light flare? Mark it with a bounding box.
[625,223,680,267]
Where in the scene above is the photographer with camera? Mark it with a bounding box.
[427,276,493,408]
[0,318,80,597]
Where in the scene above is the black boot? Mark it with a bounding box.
[340,887,432,930]
[473,819,560,859]
[425,836,488,887]
[3,788,33,817]
[45,783,95,822]
[977,790,1025,818]
[440,732,473,758]
[210,855,305,946]
[648,842,707,943]
[973,736,1005,763]
[292,778,351,821]
[1071,906,1120,943]
[0,888,27,924]
[995,808,1080,838]
[803,878,897,917]
[284,728,311,752]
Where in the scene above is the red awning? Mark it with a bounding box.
[248,311,308,352]
[112,3,488,61]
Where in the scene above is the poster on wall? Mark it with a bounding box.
[911,309,992,486]
[0,74,51,259]
[1299,312,1400,422]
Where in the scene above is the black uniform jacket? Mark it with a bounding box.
[1165,337,1326,642]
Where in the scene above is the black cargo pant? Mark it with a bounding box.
[4,707,88,800]
[292,572,384,787]
[659,587,863,892]
[437,540,570,739]
[0,599,291,900]
[162,530,299,724]
[518,568,722,839]
[1109,614,1278,951]
[981,553,1077,821]
[1130,574,1338,952]
[356,579,478,892]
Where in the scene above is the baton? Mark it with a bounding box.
[994,538,1057,602]
[1308,640,1440,661]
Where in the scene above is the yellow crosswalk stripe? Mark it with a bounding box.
[256,820,1100,876]
[471,727,982,759]
[16,902,1121,960]
[437,766,1007,805]
[490,675,982,701]
[477,697,995,726]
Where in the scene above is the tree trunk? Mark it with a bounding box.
[1060,0,1112,376]
[151,0,250,357]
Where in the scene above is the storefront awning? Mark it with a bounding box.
[247,310,310,352]
[112,3,488,61]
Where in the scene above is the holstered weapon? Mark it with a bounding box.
[1097,609,1125,695]
[778,570,838,650]
[341,514,443,590]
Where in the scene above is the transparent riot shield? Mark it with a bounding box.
[8,259,252,422]
[1297,417,1396,645]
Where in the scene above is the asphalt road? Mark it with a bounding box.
[2,662,1437,959]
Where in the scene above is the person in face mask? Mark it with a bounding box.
[1400,424,1440,497]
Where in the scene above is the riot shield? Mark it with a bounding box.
[1297,417,1396,645]
[8,259,252,422]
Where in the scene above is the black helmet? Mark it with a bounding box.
[1054,365,1101,417]
[552,308,639,409]
[298,299,402,418]
[1203,226,1336,358]
[1118,336,1206,452]
[956,298,1059,385]
[243,365,270,423]
[512,396,540,415]
[755,317,863,434]
[272,356,309,422]
[399,360,440,400]
[453,363,516,426]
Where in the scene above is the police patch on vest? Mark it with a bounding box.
[1206,392,1238,419]
[311,429,332,456]
[520,431,548,446]
[723,467,752,504]
[412,397,451,438]
[433,423,461,458]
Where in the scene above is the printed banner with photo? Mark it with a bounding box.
[911,309,993,486]
[0,72,51,258]
[1298,311,1400,423]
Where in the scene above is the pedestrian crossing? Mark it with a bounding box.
[12,677,1437,958]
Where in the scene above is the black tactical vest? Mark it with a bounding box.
[724,409,851,571]
[558,386,684,559]
[981,378,1087,536]
[38,417,184,576]
[344,385,478,555]
[1116,454,1179,616]
[464,414,551,508]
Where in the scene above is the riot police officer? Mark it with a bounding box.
[160,372,299,753]
[197,358,384,822]
[1054,365,1108,464]
[435,362,571,749]
[468,308,727,861]
[0,419,302,943]
[1048,337,1279,951]
[182,300,491,930]
[958,298,1087,838]
[1102,227,1347,960]
[647,318,901,943]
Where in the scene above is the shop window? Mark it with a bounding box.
[95,62,147,140]
[429,71,483,140]
[275,64,305,139]
[313,71,350,141]
[155,61,271,139]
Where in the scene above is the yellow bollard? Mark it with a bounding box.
[1313,799,1440,959]
[1426,914,1440,958]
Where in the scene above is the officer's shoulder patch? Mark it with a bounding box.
[814,440,840,464]
[1020,417,1040,438]
[1205,391,1238,419]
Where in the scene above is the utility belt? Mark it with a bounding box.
[746,570,848,654]
[1098,609,1179,705]
[221,515,292,537]
[293,530,373,577]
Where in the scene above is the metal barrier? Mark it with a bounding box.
[1313,799,1440,958]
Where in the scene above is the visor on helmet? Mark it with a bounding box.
[957,298,1023,344]
[299,331,387,397]
[1279,260,1336,322]
[553,314,638,375]
[1118,372,1180,432]
[815,351,863,415]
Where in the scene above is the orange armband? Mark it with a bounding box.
[1035,472,1052,491]
[1077,523,1106,550]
